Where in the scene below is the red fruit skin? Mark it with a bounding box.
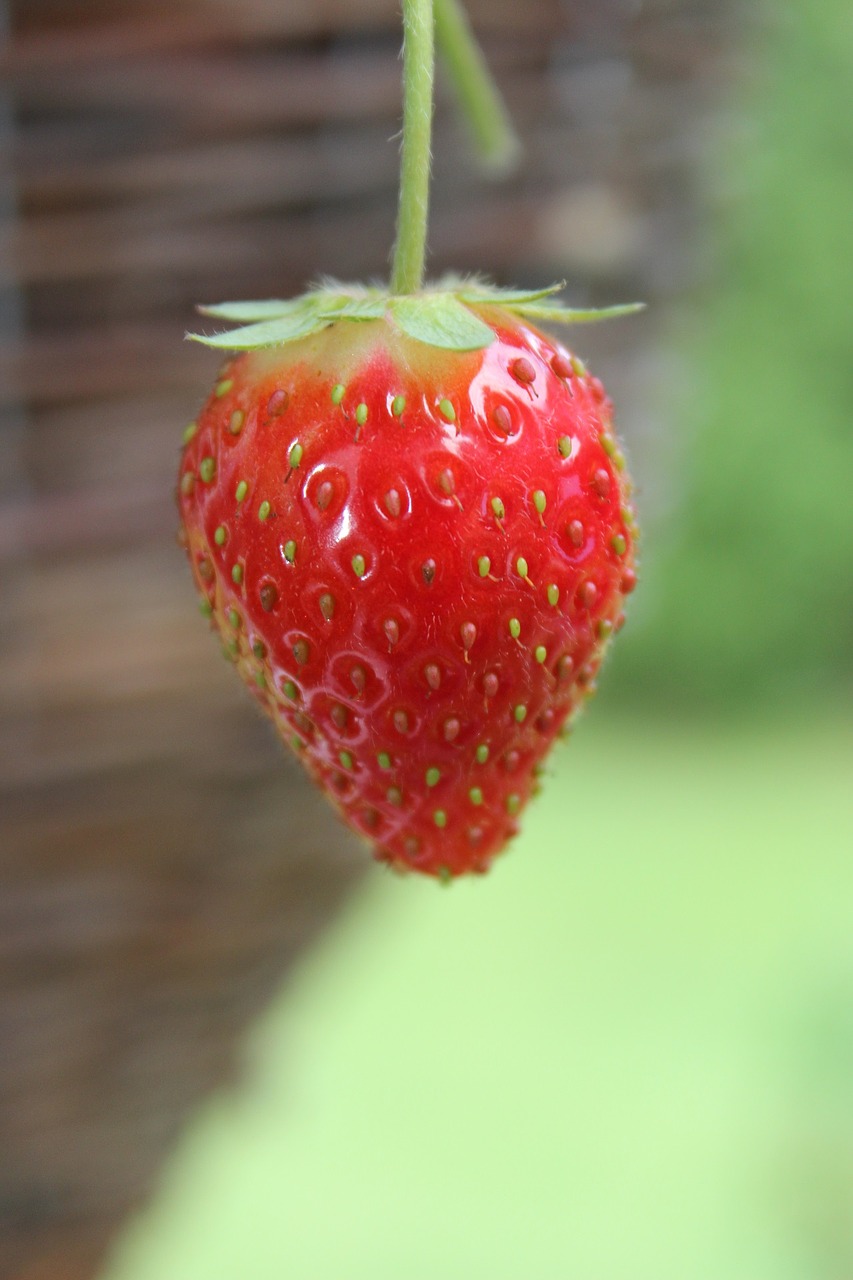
[178,310,637,878]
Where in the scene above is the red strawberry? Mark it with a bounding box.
[178,286,637,878]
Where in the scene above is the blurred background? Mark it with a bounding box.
[1,1,851,1278]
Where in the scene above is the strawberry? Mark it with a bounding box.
[178,283,638,878]
[179,0,641,878]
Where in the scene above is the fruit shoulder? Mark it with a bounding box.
[178,307,637,876]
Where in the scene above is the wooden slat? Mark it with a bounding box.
[2,0,564,77]
[10,51,403,149]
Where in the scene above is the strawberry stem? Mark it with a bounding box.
[434,0,520,172]
[391,0,436,296]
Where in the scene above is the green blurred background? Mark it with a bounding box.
[102,2,851,1277]
[617,0,853,711]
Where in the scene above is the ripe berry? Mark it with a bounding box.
[179,289,638,877]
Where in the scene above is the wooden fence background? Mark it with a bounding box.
[0,1,731,1276]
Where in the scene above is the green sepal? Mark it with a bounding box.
[190,289,390,349]
[390,293,495,350]
[334,294,387,320]
[197,287,388,325]
[455,280,566,306]
[511,300,646,324]
[197,299,305,322]
[189,307,328,350]
[188,278,644,353]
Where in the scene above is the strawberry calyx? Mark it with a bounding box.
[189,279,644,353]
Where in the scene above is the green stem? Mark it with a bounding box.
[391,0,436,296]
[434,0,520,172]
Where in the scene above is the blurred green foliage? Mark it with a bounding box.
[620,0,853,709]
